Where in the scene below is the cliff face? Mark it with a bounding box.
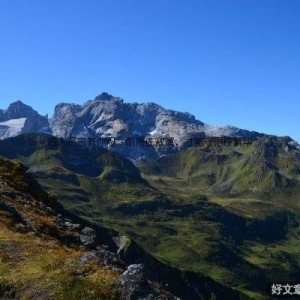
[0,100,49,140]
[0,93,266,162]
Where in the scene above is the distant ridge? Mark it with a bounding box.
[1,92,298,162]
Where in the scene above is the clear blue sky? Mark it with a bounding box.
[0,0,299,142]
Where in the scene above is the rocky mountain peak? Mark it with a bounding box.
[95,92,114,101]
[0,100,38,121]
[0,101,50,139]
[0,93,292,162]
[53,102,81,115]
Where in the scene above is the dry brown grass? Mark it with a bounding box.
[0,224,120,299]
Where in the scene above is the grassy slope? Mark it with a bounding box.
[0,226,120,300]
[0,155,245,300]
[134,137,300,298]
[1,134,300,299]
[0,156,121,299]
[0,134,160,214]
[139,136,300,202]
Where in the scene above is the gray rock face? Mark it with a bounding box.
[79,249,126,272]
[0,93,269,162]
[50,93,205,143]
[48,92,263,162]
[0,100,37,121]
[0,100,50,139]
[118,264,179,300]
[74,226,97,247]
[78,250,180,299]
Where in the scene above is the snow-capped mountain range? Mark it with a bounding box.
[0,100,49,139]
[0,92,295,162]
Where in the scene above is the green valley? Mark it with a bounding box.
[1,133,300,299]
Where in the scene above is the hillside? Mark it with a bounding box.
[140,135,300,202]
[0,133,159,214]
[0,155,243,299]
[0,156,122,299]
[1,134,300,298]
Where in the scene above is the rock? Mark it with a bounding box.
[54,217,67,229]
[0,100,49,140]
[95,92,114,100]
[78,250,99,265]
[47,93,263,162]
[17,196,28,204]
[78,226,96,247]
[118,264,177,300]
[79,249,126,271]
[64,222,73,227]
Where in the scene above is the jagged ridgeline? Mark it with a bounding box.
[0,92,266,163]
[1,94,300,299]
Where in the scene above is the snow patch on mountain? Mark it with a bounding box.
[0,118,27,127]
[149,128,157,136]
[0,118,27,139]
[202,124,223,136]
[288,140,300,150]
